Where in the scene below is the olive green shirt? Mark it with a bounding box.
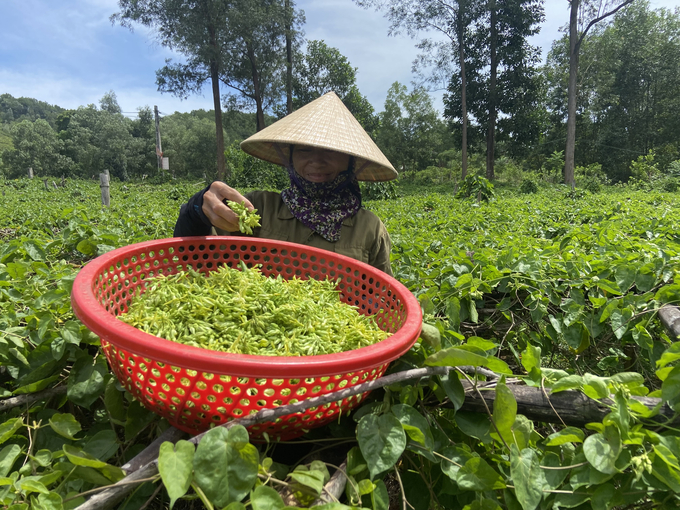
[213,191,392,276]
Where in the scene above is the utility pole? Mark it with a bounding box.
[154,105,162,173]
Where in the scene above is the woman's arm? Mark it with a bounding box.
[173,182,254,236]
[369,222,393,277]
[173,185,212,237]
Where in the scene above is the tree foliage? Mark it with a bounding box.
[376,82,445,173]
[544,1,680,182]
[291,40,378,133]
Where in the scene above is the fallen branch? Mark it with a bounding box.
[659,305,680,340]
[0,385,67,412]
[455,382,677,428]
[312,461,348,506]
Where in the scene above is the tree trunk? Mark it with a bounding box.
[285,0,293,115]
[564,0,580,189]
[458,9,468,180]
[486,0,497,181]
[247,41,266,131]
[208,22,227,182]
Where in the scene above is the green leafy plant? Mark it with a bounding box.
[360,180,400,200]
[519,178,538,194]
[455,174,495,201]
[3,179,680,509]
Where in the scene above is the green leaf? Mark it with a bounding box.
[23,241,46,262]
[590,483,616,510]
[595,279,621,295]
[599,300,619,323]
[463,499,502,510]
[76,239,98,256]
[391,404,434,451]
[652,454,680,492]
[158,440,195,509]
[35,492,63,510]
[62,444,107,469]
[250,485,285,510]
[439,373,465,411]
[550,375,583,393]
[485,356,512,374]
[193,425,259,508]
[610,308,633,340]
[357,413,406,479]
[614,265,636,293]
[563,322,588,352]
[662,365,680,406]
[83,430,119,462]
[509,445,545,510]
[371,479,389,510]
[289,465,325,499]
[541,451,569,490]
[67,352,108,408]
[491,377,517,447]
[0,444,21,477]
[0,418,23,445]
[545,427,585,446]
[60,321,82,346]
[583,426,621,475]
[521,344,541,374]
[455,457,505,491]
[455,412,492,443]
[583,374,609,400]
[49,413,81,440]
[419,323,441,350]
[18,479,49,495]
[104,379,126,424]
[424,347,487,368]
[447,298,461,330]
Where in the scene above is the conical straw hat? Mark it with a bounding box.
[240,91,397,182]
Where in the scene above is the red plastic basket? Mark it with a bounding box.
[71,237,422,440]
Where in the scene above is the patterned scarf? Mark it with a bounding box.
[280,162,362,243]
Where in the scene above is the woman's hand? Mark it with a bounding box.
[202,181,255,232]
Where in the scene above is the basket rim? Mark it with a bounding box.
[71,236,422,378]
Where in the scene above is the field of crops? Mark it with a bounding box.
[1,177,680,510]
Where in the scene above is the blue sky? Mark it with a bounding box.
[0,0,677,117]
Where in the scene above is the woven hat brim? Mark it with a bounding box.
[239,92,398,182]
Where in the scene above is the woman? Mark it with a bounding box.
[174,92,397,275]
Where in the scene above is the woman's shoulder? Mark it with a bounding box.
[244,190,283,208]
[355,207,384,227]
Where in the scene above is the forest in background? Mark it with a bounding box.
[1,1,680,188]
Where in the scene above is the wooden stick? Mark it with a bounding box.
[0,386,67,412]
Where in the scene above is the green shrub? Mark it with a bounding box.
[661,177,679,192]
[226,141,288,190]
[360,180,399,200]
[519,178,538,194]
[400,166,456,185]
[581,177,601,194]
[629,151,659,182]
[575,163,609,185]
[455,174,495,201]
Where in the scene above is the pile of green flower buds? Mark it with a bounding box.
[119,264,389,356]
[225,200,261,234]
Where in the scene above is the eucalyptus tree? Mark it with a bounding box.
[376,82,445,173]
[217,0,304,133]
[291,40,377,133]
[562,0,635,187]
[446,0,543,179]
[355,0,483,178]
[113,0,233,180]
[1,119,71,178]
